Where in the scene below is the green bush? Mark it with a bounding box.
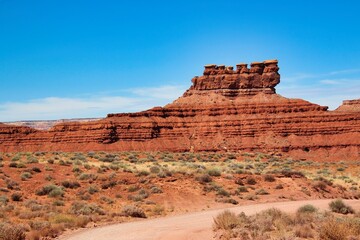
[61,180,81,189]
[121,205,146,218]
[329,199,355,214]
[246,177,257,185]
[20,172,32,180]
[207,168,221,177]
[70,202,105,215]
[195,174,212,183]
[36,184,64,198]
[264,175,276,182]
[297,204,317,214]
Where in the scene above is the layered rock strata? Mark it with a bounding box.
[0,60,359,161]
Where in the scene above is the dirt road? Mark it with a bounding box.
[59,199,360,240]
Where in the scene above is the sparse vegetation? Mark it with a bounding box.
[0,151,358,239]
[329,199,355,214]
[213,206,360,240]
[121,205,146,218]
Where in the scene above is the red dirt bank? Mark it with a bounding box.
[0,60,359,160]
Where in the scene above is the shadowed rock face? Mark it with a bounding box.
[0,60,359,161]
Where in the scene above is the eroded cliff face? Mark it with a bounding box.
[0,60,359,161]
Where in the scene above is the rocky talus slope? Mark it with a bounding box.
[0,60,359,160]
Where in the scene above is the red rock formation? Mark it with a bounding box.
[335,99,360,112]
[0,60,359,161]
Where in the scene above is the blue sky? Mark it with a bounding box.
[0,0,359,121]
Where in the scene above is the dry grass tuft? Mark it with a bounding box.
[213,210,240,230]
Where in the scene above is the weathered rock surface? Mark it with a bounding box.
[0,60,359,161]
[335,99,360,112]
[4,118,101,130]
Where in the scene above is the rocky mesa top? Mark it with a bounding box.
[188,59,280,96]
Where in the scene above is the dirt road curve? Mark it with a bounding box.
[59,199,360,240]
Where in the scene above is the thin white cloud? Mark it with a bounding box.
[279,67,360,110]
[0,85,186,122]
[282,68,360,83]
[320,79,342,85]
[278,77,360,110]
[329,69,360,75]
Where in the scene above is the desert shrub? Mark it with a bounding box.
[0,223,26,240]
[53,200,65,206]
[150,186,163,194]
[88,185,99,194]
[255,189,269,195]
[6,180,19,190]
[9,162,17,168]
[128,185,140,192]
[207,168,221,177]
[16,162,26,168]
[213,210,240,230]
[87,151,96,158]
[121,205,146,218]
[20,172,32,180]
[47,159,54,164]
[294,224,314,238]
[61,180,81,189]
[11,192,22,202]
[136,170,150,177]
[101,180,117,189]
[11,154,21,162]
[157,170,171,178]
[36,184,64,198]
[237,186,248,193]
[31,167,41,173]
[319,218,355,240]
[152,205,165,215]
[50,214,76,225]
[195,174,212,183]
[72,166,82,173]
[128,189,149,202]
[280,170,305,178]
[0,195,9,206]
[44,175,53,181]
[29,221,51,230]
[264,175,275,182]
[329,199,355,214]
[217,198,239,205]
[26,156,38,163]
[314,176,333,186]
[149,166,160,174]
[34,152,45,156]
[313,181,328,191]
[275,184,284,189]
[246,177,257,185]
[70,202,105,215]
[109,164,119,171]
[244,194,258,201]
[216,187,230,197]
[297,204,317,213]
[297,204,317,214]
[24,200,43,211]
[234,178,244,185]
[100,196,114,204]
[78,173,97,181]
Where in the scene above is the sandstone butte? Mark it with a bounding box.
[0,60,359,161]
